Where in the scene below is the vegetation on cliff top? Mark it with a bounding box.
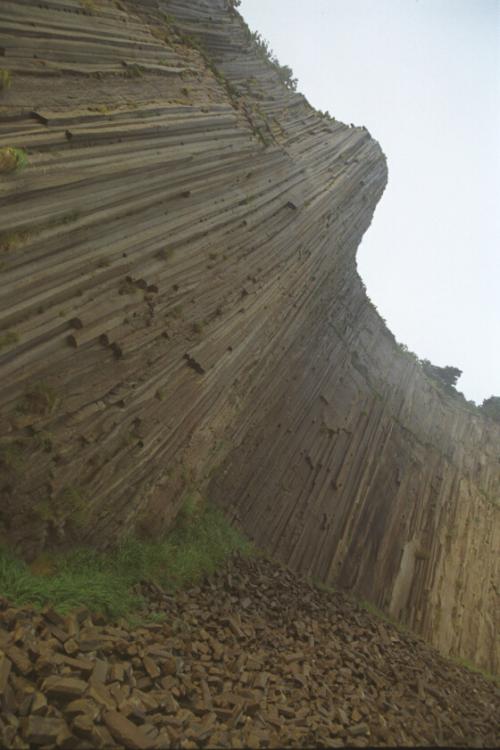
[0,499,251,619]
[229,0,298,91]
[248,30,298,91]
[420,360,462,390]
[370,296,498,417]
[480,396,500,423]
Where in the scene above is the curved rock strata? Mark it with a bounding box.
[0,0,498,673]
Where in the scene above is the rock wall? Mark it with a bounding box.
[0,0,498,672]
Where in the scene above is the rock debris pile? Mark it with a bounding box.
[0,554,498,749]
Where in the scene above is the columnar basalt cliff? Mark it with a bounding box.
[0,0,498,673]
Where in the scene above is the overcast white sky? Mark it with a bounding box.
[239,0,500,405]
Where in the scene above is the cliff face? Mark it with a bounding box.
[0,0,498,673]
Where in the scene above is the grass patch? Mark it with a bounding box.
[0,147,29,173]
[358,597,395,624]
[88,104,112,114]
[311,576,335,595]
[61,210,80,224]
[0,69,12,90]
[123,64,143,79]
[80,0,96,13]
[0,230,32,253]
[357,600,498,683]
[451,656,499,687]
[0,500,251,619]
[311,576,411,635]
[357,597,412,635]
[155,247,175,262]
[35,486,89,530]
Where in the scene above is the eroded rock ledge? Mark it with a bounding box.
[0,0,498,673]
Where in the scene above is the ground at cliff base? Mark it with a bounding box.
[0,500,251,618]
[0,553,498,749]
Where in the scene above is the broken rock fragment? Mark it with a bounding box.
[22,716,69,746]
[103,710,153,750]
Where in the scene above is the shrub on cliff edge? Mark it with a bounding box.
[480,396,500,422]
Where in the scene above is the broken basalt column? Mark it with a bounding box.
[0,0,498,673]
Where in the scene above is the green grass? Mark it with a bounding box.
[80,0,96,13]
[0,230,32,253]
[0,500,251,619]
[357,597,412,636]
[311,576,335,594]
[0,69,12,90]
[155,247,175,262]
[311,579,500,685]
[0,147,29,173]
[451,656,499,687]
[123,64,143,79]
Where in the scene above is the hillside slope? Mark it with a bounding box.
[0,0,498,673]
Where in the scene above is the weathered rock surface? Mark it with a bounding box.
[0,554,499,748]
[0,0,498,674]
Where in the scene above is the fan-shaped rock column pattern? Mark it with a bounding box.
[0,0,498,672]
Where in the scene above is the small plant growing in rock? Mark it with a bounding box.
[249,31,298,91]
[155,247,175,262]
[0,69,12,90]
[0,229,32,253]
[80,0,96,12]
[61,210,80,224]
[0,147,29,173]
[123,63,143,78]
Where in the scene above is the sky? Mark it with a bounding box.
[238,0,500,405]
